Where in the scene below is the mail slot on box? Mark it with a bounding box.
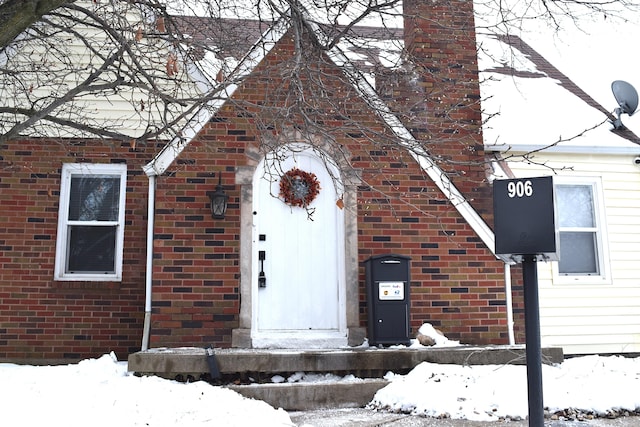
[365,254,411,346]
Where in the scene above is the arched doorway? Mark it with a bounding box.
[233,141,363,349]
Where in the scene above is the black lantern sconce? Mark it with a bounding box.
[207,174,228,219]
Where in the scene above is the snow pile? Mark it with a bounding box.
[369,355,640,422]
[0,352,293,427]
[544,356,640,416]
[370,362,530,420]
[411,322,460,347]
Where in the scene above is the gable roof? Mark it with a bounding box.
[143,11,497,256]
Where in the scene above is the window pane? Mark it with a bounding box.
[68,176,120,221]
[556,185,594,228]
[66,226,116,273]
[558,232,598,275]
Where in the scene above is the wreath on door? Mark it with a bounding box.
[279,167,321,207]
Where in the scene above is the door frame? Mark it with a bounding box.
[232,134,364,348]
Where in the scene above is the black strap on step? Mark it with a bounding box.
[205,346,221,380]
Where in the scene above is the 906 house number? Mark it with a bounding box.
[507,180,533,198]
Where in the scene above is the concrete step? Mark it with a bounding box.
[227,379,389,410]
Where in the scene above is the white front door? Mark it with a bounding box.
[251,145,346,348]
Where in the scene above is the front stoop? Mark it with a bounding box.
[128,345,564,410]
[128,346,564,379]
[227,379,389,410]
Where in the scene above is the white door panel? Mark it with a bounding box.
[252,146,345,345]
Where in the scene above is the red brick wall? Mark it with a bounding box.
[149,136,244,348]
[148,129,510,349]
[354,159,508,344]
[0,139,156,361]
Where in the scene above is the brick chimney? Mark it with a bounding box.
[400,0,491,216]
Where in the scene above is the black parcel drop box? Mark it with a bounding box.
[365,254,411,346]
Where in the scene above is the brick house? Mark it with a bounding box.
[0,1,522,361]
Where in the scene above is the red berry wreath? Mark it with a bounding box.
[279,167,321,207]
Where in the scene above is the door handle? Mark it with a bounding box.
[258,250,266,288]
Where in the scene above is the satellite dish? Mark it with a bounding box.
[611,80,638,129]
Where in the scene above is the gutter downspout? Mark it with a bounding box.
[141,174,156,351]
[488,155,517,345]
[504,262,515,345]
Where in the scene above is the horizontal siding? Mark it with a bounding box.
[607,225,640,239]
[538,283,640,297]
[540,307,640,326]
[3,4,202,139]
[539,289,640,302]
[504,151,640,354]
[543,337,640,355]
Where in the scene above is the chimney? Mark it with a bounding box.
[401,0,490,216]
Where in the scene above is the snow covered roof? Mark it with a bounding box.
[479,14,640,155]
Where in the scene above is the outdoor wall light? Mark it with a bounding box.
[207,174,228,219]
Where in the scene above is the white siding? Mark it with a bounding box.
[505,151,640,354]
[2,2,205,139]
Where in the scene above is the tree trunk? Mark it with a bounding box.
[0,0,71,48]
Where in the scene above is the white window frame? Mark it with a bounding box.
[54,163,127,281]
[552,176,611,285]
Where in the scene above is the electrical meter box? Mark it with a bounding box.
[365,254,411,346]
[493,176,559,262]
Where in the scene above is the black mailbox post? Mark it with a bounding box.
[493,176,559,427]
[365,254,411,346]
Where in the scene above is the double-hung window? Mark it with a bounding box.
[55,163,127,281]
[554,177,609,283]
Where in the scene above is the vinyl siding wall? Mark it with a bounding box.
[505,151,640,354]
[1,3,203,139]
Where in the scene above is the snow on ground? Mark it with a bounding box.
[0,352,293,427]
[370,355,640,421]
[2,343,640,425]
